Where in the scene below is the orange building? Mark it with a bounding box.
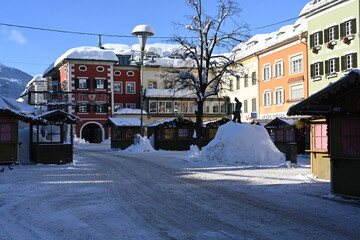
[258,34,308,120]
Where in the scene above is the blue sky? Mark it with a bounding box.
[0,0,310,76]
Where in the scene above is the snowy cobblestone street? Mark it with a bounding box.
[0,143,359,240]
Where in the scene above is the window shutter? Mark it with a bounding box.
[340,23,346,38]
[341,56,346,71]
[281,62,284,76]
[353,53,358,68]
[325,60,329,75]
[87,104,91,113]
[104,79,108,89]
[93,79,97,89]
[281,89,285,104]
[324,29,329,43]
[319,62,324,75]
[262,93,265,106]
[269,92,272,106]
[310,34,314,48]
[334,25,339,40]
[86,79,90,89]
[340,22,346,38]
[75,105,79,113]
[351,18,357,34]
[310,64,315,78]
[335,57,340,72]
[269,66,272,79]
[319,31,324,45]
[75,78,79,89]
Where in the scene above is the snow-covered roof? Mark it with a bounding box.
[106,117,142,127]
[44,46,119,76]
[299,0,338,17]
[0,95,35,114]
[145,89,196,98]
[146,118,177,127]
[26,74,47,88]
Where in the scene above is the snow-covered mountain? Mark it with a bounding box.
[0,63,32,99]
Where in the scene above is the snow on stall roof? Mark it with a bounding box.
[108,117,142,127]
[114,108,147,115]
[146,118,177,127]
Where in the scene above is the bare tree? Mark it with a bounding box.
[171,0,249,144]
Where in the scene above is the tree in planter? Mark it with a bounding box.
[171,0,249,144]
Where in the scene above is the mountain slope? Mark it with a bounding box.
[0,63,33,99]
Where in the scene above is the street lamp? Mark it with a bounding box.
[132,24,154,137]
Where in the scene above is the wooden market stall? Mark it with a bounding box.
[288,70,360,198]
[147,117,194,150]
[103,118,142,149]
[264,117,309,155]
[30,110,79,164]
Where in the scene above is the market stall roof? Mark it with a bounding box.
[287,70,360,116]
[147,117,194,128]
[264,117,295,128]
[103,118,142,127]
[34,110,80,125]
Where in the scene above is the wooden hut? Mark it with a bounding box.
[147,117,194,150]
[264,117,309,155]
[288,70,360,198]
[200,118,230,147]
[30,110,79,164]
[103,118,142,149]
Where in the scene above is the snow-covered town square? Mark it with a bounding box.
[2,0,360,239]
[1,123,360,240]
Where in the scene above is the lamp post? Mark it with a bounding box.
[132,25,154,137]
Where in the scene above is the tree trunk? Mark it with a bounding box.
[195,100,204,148]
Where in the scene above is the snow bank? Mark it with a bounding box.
[73,136,90,145]
[201,122,285,165]
[121,134,155,153]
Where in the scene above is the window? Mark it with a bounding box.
[178,129,189,138]
[275,88,284,105]
[341,119,360,156]
[341,53,357,71]
[310,62,324,79]
[114,70,121,76]
[0,123,13,142]
[251,98,257,112]
[77,78,88,89]
[149,81,157,89]
[263,64,271,81]
[174,101,182,113]
[126,82,135,94]
[164,129,175,139]
[341,19,356,38]
[325,58,339,76]
[243,100,248,113]
[127,71,134,77]
[310,31,323,47]
[275,129,294,142]
[182,101,195,113]
[290,54,303,74]
[314,124,328,150]
[220,101,227,114]
[95,79,106,90]
[158,101,173,113]
[126,103,136,109]
[78,65,87,71]
[95,104,107,113]
[229,79,233,91]
[274,60,283,78]
[78,105,89,114]
[244,74,249,87]
[263,90,272,107]
[39,125,61,143]
[324,25,339,43]
[96,66,105,72]
[114,82,122,93]
[236,76,240,89]
[204,101,219,114]
[149,100,157,113]
[118,56,129,66]
[251,72,257,85]
[290,83,304,100]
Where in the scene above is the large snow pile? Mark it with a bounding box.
[121,134,155,153]
[201,121,285,165]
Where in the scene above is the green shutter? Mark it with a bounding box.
[351,18,357,34]
[310,64,315,78]
[341,56,346,71]
[319,62,324,75]
[324,29,329,43]
[310,34,314,48]
[75,78,79,89]
[335,58,340,72]
[353,53,357,68]
[334,25,339,40]
[325,60,329,75]
[340,22,346,38]
[319,31,324,45]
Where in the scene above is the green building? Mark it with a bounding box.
[301,0,360,95]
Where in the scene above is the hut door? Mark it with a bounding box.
[82,123,102,143]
